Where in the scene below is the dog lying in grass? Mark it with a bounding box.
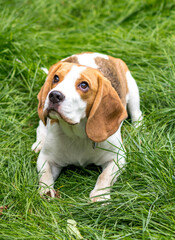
[32,52,142,202]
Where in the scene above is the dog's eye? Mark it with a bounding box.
[79,82,89,92]
[53,75,60,83]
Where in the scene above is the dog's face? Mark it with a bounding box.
[38,61,127,142]
[43,62,98,125]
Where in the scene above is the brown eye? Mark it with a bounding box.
[53,75,60,83]
[79,81,89,92]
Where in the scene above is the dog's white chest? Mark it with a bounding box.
[43,121,117,167]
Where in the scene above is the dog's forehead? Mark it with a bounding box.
[63,64,87,83]
[55,62,98,86]
[46,62,99,94]
[52,64,87,93]
[54,62,75,76]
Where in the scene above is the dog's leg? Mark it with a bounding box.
[32,120,47,153]
[37,152,62,197]
[90,149,125,202]
[126,71,143,127]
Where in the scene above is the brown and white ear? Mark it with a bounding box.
[86,74,127,142]
[37,67,53,125]
[37,62,63,125]
[37,86,47,125]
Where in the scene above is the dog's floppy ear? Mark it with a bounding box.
[37,85,47,125]
[37,62,62,125]
[86,74,127,142]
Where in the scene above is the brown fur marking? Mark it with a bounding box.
[62,56,79,64]
[95,57,128,105]
[75,68,99,117]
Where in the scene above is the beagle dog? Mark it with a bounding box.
[32,52,142,202]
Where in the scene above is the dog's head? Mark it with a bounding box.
[37,61,127,142]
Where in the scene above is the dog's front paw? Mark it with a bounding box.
[31,141,43,153]
[90,189,110,203]
[39,186,60,198]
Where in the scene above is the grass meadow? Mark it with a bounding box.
[1,0,175,239]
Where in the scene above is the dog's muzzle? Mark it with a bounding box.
[49,91,65,104]
[45,90,68,122]
[45,90,77,125]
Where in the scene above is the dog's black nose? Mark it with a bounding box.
[49,91,65,104]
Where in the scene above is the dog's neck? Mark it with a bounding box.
[57,117,88,139]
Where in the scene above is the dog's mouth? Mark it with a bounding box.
[44,104,77,125]
[47,103,60,116]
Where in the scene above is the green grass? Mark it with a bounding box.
[1,0,175,239]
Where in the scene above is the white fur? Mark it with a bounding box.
[61,52,108,69]
[76,53,108,69]
[36,119,125,201]
[126,71,143,126]
[32,59,142,202]
[31,120,47,153]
